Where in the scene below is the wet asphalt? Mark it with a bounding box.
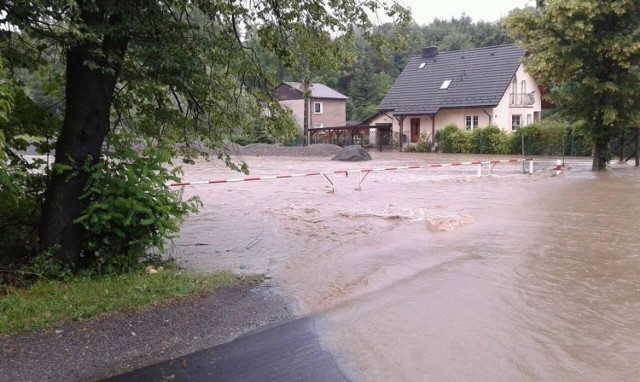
[101,317,349,382]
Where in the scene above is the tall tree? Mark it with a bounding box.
[504,1,640,171]
[349,60,392,121]
[1,0,410,269]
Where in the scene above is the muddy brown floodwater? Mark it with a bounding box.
[174,152,640,381]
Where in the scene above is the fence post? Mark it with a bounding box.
[555,159,562,175]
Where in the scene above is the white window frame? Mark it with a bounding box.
[465,115,479,130]
[314,123,323,128]
[512,115,522,130]
[440,80,452,90]
[313,101,323,114]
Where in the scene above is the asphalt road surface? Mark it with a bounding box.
[102,317,349,382]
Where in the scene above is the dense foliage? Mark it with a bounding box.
[75,135,201,274]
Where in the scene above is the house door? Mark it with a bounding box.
[410,118,420,143]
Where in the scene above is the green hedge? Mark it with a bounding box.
[436,121,593,156]
[436,124,470,153]
[469,125,511,154]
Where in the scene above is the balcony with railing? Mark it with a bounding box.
[510,92,535,107]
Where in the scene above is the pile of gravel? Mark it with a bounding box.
[221,143,343,157]
[331,145,372,161]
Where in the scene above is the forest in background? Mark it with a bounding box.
[254,14,513,123]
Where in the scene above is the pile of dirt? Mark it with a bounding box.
[220,143,343,157]
[331,145,372,161]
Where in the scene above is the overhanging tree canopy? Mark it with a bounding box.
[1,0,410,270]
[503,0,640,171]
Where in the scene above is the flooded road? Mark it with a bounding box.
[174,153,640,381]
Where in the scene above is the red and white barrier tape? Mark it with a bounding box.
[168,158,534,187]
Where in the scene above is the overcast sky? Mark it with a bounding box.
[397,0,534,25]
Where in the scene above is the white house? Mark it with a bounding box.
[370,44,542,150]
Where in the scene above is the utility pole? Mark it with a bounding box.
[302,60,311,147]
[519,126,525,173]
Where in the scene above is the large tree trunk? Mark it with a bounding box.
[592,135,609,171]
[38,33,128,269]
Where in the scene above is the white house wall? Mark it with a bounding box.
[428,108,492,133]
[371,109,492,144]
[493,64,542,132]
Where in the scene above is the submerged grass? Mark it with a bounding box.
[0,270,262,335]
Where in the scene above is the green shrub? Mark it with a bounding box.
[391,132,401,149]
[0,132,46,268]
[510,120,592,156]
[566,121,593,156]
[511,120,567,155]
[414,132,431,152]
[436,124,470,153]
[282,130,305,147]
[469,125,511,154]
[75,134,201,275]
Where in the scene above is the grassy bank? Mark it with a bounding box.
[0,270,261,335]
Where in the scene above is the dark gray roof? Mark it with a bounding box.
[284,82,348,100]
[378,44,525,115]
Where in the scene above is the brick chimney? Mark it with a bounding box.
[422,46,438,59]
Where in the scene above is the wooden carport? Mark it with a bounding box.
[309,123,394,151]
[309,124,377,147]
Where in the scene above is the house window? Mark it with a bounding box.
[512,115,522,130]
[521,80,526,104]
[314,102,323,114]
[419,62,426,69]
[440,80,452,90]
[314,123,323,128]
[465,115,479,130]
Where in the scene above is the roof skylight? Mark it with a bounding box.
[440,80,452,89]
[419,62,426,69]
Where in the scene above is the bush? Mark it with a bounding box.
[0,132,46,268]
[75,134,201,275]
[511,120,566,155]
[0,194,39,268]
[436,124,470,153]
[281,130,305,147]
[469,125,511,154]
[391,132,401,149]
[566,121,593,157]
[413,132,431,152]
[510,120,592,156]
